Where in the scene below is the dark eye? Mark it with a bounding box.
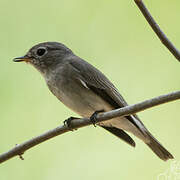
[36,48,46,56]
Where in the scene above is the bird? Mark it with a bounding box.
[13,42,173,161]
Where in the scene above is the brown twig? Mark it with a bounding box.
[0,91,179,164]
[134,0,180,62]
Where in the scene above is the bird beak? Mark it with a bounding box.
[13,56,31,63]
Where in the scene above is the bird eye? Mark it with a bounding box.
[36,47,46,56]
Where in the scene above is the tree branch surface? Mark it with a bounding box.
[0,91,179,164]
[134,0,180,62]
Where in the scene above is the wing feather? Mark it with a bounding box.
[68,57,147,134]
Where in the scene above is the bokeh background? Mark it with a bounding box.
[0,0,180,179]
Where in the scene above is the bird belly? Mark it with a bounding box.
[58,85,112,118]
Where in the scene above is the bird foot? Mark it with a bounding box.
[90,110,104,127]
[64,117,79,131]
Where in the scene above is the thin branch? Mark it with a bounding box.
[0,91,179,164]
[134,0,180,62]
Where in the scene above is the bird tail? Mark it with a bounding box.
[130,115,173,161]
[145,131,174,161]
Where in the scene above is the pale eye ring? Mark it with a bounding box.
[36,47,47,57]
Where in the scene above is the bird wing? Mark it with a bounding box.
[68,57,147,138]
[101,126,136,147]
[69,57,146,127]
[69,57,128,108]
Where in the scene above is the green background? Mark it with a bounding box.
[0,0,180,179]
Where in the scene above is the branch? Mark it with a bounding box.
[0,91,179,164]
[134,0,180,62]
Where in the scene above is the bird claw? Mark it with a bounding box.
[64,117,79,131]
[90,110,104,127]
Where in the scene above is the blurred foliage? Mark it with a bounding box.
[0,0,179,179]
